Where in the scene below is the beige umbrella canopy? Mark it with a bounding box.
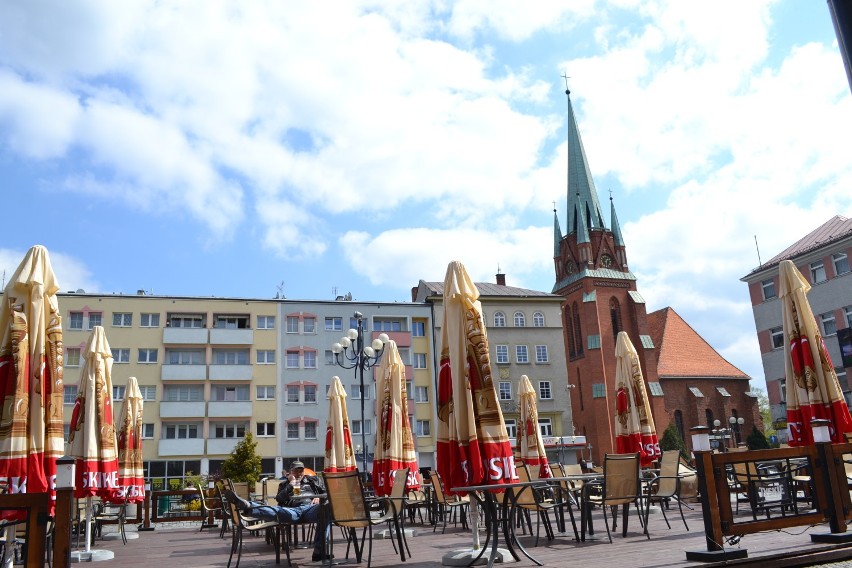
[324,376,357,472]
[0,245,65,508]
[780,260,852,444]
[613,331,660,467]
[116,376,145,503]
[372,340,420,495]
[516,375,551,478]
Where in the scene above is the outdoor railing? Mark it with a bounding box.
[691,442,852,560]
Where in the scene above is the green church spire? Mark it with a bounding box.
[553,206,563,257]
[565,88,607,234]
[610,195,625,247]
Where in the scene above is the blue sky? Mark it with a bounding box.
[1,1,850,388]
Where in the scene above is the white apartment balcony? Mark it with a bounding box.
[207,401,252,418]
[160,401,206,418]
[163,328,208,344]
[158,438,205,456]
[207,438,241,456]
[161,364,207,381]
[210,329,253,345]
[209,365,253,381]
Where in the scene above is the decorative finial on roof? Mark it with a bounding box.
[562,72,571,96]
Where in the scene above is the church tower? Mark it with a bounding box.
[552,87,664,464]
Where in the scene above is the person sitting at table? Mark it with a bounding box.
[227,460,330,562]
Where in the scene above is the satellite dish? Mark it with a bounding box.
[76,289,85,293]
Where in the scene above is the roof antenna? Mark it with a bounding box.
[754,235,762,266]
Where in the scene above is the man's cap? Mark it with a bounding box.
[290,460,305,469]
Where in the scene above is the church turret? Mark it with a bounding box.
[553,206,563,258]
[565,88,606,235]
[610,196,628,268]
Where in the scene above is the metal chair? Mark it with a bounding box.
[223,488,288,568]
[644,450,689,531]
[196,483,220,532]
[581,452,648,543]
[94,494,129,545]
[427,471,469,534]
[513,463,564,546]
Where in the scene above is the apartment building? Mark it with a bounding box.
[741,215,852,442]
[58,292,436,489]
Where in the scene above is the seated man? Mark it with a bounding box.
[227,461,330,562]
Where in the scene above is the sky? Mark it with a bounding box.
[1,1,850,389]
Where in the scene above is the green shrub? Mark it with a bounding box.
[221,432,263,483]
[746,425,770,450]
[659,422,689,461]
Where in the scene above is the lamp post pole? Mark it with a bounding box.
[331,312,389,475]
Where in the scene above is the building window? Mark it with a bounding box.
[834,253,850,276]
[845,306,852,328]
[304,351,317,369]
[286,385,300,403]
[87,312,102,329]
[535,345,549,363]
[168,349,204,365]
[538,381,552,400]
[821,312,837,336]
[565,306,576,359]
[350,385,371,400]
[413,353,427,369]
[572,302,584,356]
[169,314,201,328]
[287,423,300,440]
[412,321,426,336]
[69,312,84,330]
[374,319,402,332]
[592,383,606,398]
[533,312,545,327]
[163,385,202,402]
[780,380,786,404]
[141,423,154,439]
[325,350,335,365]
[112,312,132,327]
[609,298,622,342]
[416,420,431,437]
[257,315,275,329]
[213,349,249,365]
[498,381,512,401]
[303,317,316,333]
[538,418,553,437]
[504,419,516,439]
[304,421,318,439]
[513,312,526,327]
[211,385,249,401]
[286,316,299,333]
[256,386,275,400]
[138,349,158,363]
[761,279,776,300]
[493,312,506,327]
[66,348,81,367]
[112,348,130,363]
[64,385,78,405]
[770,327,784,350]
[811,261,827,284]
[304,385,317,403]
[352,420,372,435]
[325,317,342,331]
[256,423,275,437]
[214,315,250,329]
[286,352,299,368]
[648,382,664,396]
[113,386,125,401]
[495,345,508,364]
[164,424,200,439]
[256,350,275,364]
[213,422,247,438]
[516,345,529,364]
[139,386,156,401]
[140,313,160,327]
[414,386,429,402]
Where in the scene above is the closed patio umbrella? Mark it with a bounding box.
[0,245,65,507]
[436,261,515,493]
[324,376,357,473]
[116,376,144,503]
[614,331,660,467]
[517,375,551,479]
[372,340,420,495]
[780,260,852,444]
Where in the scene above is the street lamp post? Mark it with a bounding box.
[712,416,746,451]
[330,312,389,475]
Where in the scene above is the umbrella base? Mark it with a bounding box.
[103,532,139,541]
[71,549,115,562]
[441,547,513,566]
[375,527,416,539]
[811,532,852,543]
[685,548,748,562]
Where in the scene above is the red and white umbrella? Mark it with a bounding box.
[780,260,852,444]
[372,340,420,495]
[436,261,516,495]
[116,376,144,503]
[516,375,551,479]
[324,376,357,473]
[0,245,65,512]
[614,331,660,467]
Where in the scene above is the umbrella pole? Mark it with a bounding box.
[470,499,480,550]
[1,526,12,568]
[86,496,93,553]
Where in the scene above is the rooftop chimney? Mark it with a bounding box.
[496,272,506,286]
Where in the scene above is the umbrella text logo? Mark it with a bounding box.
[81,470,118,490]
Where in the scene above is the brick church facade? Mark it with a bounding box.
[552,88,761,464]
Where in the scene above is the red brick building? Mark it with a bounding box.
[552,88,759,464]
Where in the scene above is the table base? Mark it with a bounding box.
[441,547,513,566]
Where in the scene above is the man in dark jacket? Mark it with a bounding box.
[276,460,325,506]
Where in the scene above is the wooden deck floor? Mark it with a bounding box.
[83,504,852,568]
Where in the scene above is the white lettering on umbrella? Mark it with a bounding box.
[0,476,26,493]
[82,471,118,489]
[487,456,518,481]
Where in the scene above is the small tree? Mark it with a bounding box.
[221,432,262,483]
[659,422,689,462]
[746,425,770,450]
